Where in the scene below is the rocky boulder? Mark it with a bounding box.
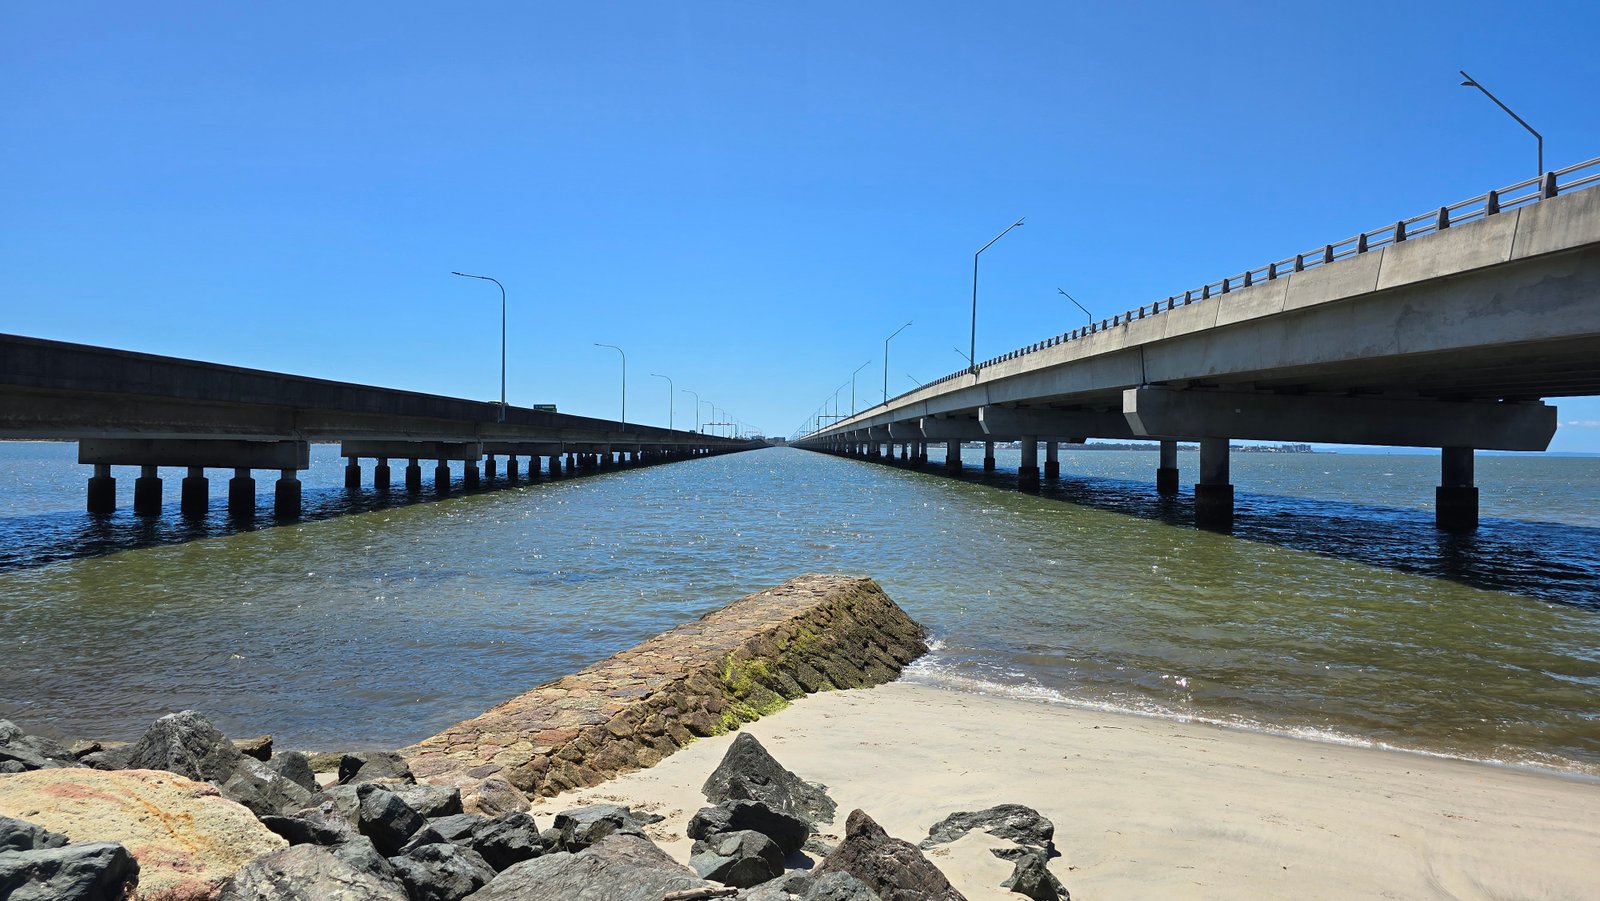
[216,843,407,901]
[264,752,317,795]
[549,804,658,852]
[338,752,415,786]
[1,814,69,853]
[815,809,966,901]
[688,799,811,857]
[261,801,361,847]
[737,870,881,900]
[392,784,462,819]
[704,733,837,825]
[0,767,285,900]
[388,842,494,901]
[1001,851,1068,901]
[0,719,79,772]
[0,840,140,901]
[919,804,1056,860]
[397,814,486,855]
[120,711,310,816]
[463,833,711,900]
[355,784,424,856]
[469,812,542,871]
[689,828,785,887]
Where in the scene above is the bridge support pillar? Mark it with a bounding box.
[1194,438,1233,531]
[344,457,361,489]
[484,455,497,482]
[1436,447,1478,532]
[918,442,928,464]
[945,440,962,472]
[228,468,255,518]
[464,459,480,489]
[1044,442,1060,479]
[274,469,301,518]
[506,455,518,481]
[1157,439,1180,495]
[566,452,577,472]
[181,467,208,516]
[405,459,422,492]
[133,465,162,515]
[550,454,562,475]
[374,458,391,491]
[434,461,451,493]
[86,463,116,514]
[1018,438,1040,490]
[983,441,996,471]
[898,443,909,463]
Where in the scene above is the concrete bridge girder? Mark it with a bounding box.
[80,438,310,470]
[977,406,1135,441]
[1122,386,1558,451]
[341,440,483,461]
[918,417,985,440]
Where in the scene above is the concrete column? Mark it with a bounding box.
[1018,438,1040,490]
[983,441,996,471]
[484,455,497,481]
[1195,438,1233,530]
[133,465,162,515]
[405,459,422,492]
[344,457,361,489]
[87,463,116,514]
[899,443,909,463]
[464,459,480,489]
[506,455,518,481]
[1044,442,1060,479]
[274,469,301,518]
[434,460,451,493]
[374,458,391,491]
[1437,447,1478,531]
[945,440,962,472]
[550,454,562,475]
[228,468,255,518]
[566,452,577,472]
[918,442,928,464]
[181,467,208,517]
[599,452,613,470]
[1156,439,1180,495]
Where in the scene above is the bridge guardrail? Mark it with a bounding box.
[799,156,1600,440]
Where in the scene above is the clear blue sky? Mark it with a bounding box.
[4,2,1598,449]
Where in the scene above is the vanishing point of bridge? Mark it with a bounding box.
[797,159,1600,531]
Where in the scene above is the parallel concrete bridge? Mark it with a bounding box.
[796,159,1600,530]
[0,335,760,518]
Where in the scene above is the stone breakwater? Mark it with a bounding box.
[402,574,927,799]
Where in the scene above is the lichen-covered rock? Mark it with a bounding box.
[0,768,286,900]
[815,809,965,901]
[704,733,837,825]
[404,575,926,799]
[688,799,811,857]
[688,828,785,888]
[216,844,407,901]
[120,711,309,817]
[0,840,140,901]
[462,833,710,900]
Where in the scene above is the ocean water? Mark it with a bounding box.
[0,442,1596,777]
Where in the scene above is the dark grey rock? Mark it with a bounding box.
[329,835,401,885]
[389,842,494,901]
[0,841,140,901]
[339,751,415,786]
[262,801,362,846]
[307,784,363,824]
[470,812,541,871]
[234,735,274,762]
[122,710,245,783]
[399,814,488,855]
[814,809,966,901]
[0,815,69,853]
[222,758,315,818]
[393,784,462,819]
[738,870,882,901]
[1000,851,1067,901]
[0,760,27,774]
[462,833,710,900]
[266,750,318,794]
[688,828,785,887]
[217,843,407,900]
[550,803,654,852]
[705,733,837,825]
[688,799,811,857]
[356,783,426,856]
[78,746,133,771]
[919,804,1055,859]
[0,719,78,772]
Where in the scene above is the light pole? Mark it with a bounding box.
[969,217,1025,373]
[700,399,714,435]
[850,360,871,415]
[883,320,912,405]
[681,388,702,431]
[594,343,626,426]
[1460,70,1543,177]
[953,346,972,366]
[1058,288,1093,326]
[451,271,507,421]
[649,373,674,430]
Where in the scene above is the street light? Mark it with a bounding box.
[850,360,871,416]
[883,320,912,405]
[969,217,1025,373]
[593,343,626,426]
[700,399,715,435]
[907,373,923,387]
[681,388,702,431]
[451,271,507,421]
[953,346,972,366]
[650,373,674,430]
[1057,288,1093,326]
[1460,70,1543,177]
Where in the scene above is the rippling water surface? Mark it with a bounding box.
[1,442,1596,775]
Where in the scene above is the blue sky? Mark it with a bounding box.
[4,2,1598,449]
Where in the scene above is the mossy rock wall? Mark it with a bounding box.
[401,574,927,798]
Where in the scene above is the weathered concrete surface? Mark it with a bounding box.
[402,575,926,799]
[0,768,287,900]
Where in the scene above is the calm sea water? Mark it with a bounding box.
[1,442,1596,777]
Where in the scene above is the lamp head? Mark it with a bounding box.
[1460,79,1476,87]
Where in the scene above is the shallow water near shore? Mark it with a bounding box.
[1,443,1597,775]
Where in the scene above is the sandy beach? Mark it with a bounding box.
[527,681,1600,901]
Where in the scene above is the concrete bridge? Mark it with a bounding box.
[0,334,760,517]
[796,159,1600,530]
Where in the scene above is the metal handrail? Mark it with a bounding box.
[798,156,1600,440]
